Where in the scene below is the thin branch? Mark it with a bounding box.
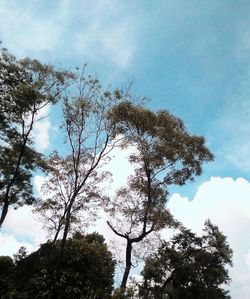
[107,221,127,239]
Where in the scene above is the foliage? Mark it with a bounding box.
[0,47,73,227]
[0,256,15,298]
[34,151,108,241]
[140,220,232,299]
[106,102,214,288]
[2,233,115,299]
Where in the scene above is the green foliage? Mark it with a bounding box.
[2,233,115,299]
[110,102,214,186]
[107,102,214,288]
[0,48,73,226]
[140,220,232,299]
[0,256,15,298]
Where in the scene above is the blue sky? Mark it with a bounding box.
[1,1,250,297]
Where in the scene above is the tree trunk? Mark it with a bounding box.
[0,200,9,227]
[53,225,61,243]
[120,239,132,289]
[50,194,77,299]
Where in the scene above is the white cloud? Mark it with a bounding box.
[93,150,250,298]
[0,1,62,58]
[104,146,135,190]
[33,175,46,197]
[89,146,136,243]
[3,206,46,246]
[245,250,250,268]
[0,204,47,258]
[32,105,52,152]
[168,177,250,299]
[72,2,136,70]
[0,176,48,255]
[0,233,34,256]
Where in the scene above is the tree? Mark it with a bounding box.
[0,48,72,227]
[32,74,133,299]
[106,102,214,290]
[35,73,132,248]
[140,220,233,299]
[4,233,116,299]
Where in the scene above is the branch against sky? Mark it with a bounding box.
[34,151,111,242]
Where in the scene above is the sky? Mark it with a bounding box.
[0,0,250,297]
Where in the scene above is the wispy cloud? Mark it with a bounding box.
[0,1,62,57]
[75,19,134,69]
[0,0,137,70]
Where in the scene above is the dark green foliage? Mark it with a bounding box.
[0,256,15,297]
[140,220,232,299]
[2,233,115,299]
[0,48,73,226]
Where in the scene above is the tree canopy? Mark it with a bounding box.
[140,220,232,299]
[1,233,115,299]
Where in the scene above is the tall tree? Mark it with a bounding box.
[106,102,214,290]
[36,74,130,251]
[141,220,233,299]
[0,48,72,227]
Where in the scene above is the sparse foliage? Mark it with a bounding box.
[34,152,108,242]
[36,72,131,250]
